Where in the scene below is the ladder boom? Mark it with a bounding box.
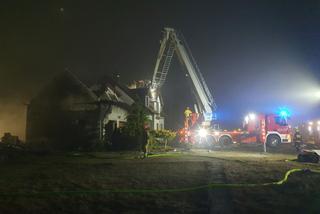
[151,28,217,121]
[151,30,175,89]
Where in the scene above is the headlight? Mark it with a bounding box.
[198,128,208,138]
[244,116,249,124]
[248,113,256,120]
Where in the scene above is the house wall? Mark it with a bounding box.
[145,93,165,130]
[152,114,165,130]
[104,105,128,128]
[26,102,101,150]
[26,72,101,150]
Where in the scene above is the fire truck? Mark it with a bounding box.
[215,112,292,147]
[149,27,292,148]
[180,110,292,148]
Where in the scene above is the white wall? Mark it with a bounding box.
[104,105,128,128]
[152,115,165,130]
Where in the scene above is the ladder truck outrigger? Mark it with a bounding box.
[149,27,292,148]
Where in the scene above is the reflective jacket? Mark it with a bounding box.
[294,132,302,143]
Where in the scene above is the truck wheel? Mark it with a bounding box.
[266,135,281,147]
[219,136,233,147]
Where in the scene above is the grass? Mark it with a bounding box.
[212,150,320,213]
[0,149,320,213]
[0,153,210,213]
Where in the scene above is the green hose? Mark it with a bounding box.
[147,153,184,158]
[0,168,318,197]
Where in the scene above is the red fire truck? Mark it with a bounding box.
[180,111,292,148]
[217,112,292,147]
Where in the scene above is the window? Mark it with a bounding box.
[275,116,288,126]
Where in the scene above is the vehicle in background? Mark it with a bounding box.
[294,120,320,163]
[297,120,320,145]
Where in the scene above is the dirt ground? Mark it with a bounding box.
[1,145,320,213]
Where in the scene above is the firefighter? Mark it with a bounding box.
[141,124,149,159]
[293,128,303,152]
[184,107,193,128]
[191,112,198,126]
[184,107,192,118]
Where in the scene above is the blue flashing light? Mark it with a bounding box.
[212,112,218,120]
[280,110,288,117]
[204,112,213,121]
[278,108,290,118]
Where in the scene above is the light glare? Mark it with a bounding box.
[198,128,208,138]
[244,116,249,124]
[248,113,256,120]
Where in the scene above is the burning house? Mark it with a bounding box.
[26,71,159,150]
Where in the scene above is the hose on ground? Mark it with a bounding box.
[0,168,319,197]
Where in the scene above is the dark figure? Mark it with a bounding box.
[294,129,303,152]
[141,128,149,158]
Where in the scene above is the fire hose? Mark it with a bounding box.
[0,168,319,197]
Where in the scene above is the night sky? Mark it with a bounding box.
[1,0,320,139]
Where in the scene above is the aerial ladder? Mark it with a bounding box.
[149,28,217,141]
